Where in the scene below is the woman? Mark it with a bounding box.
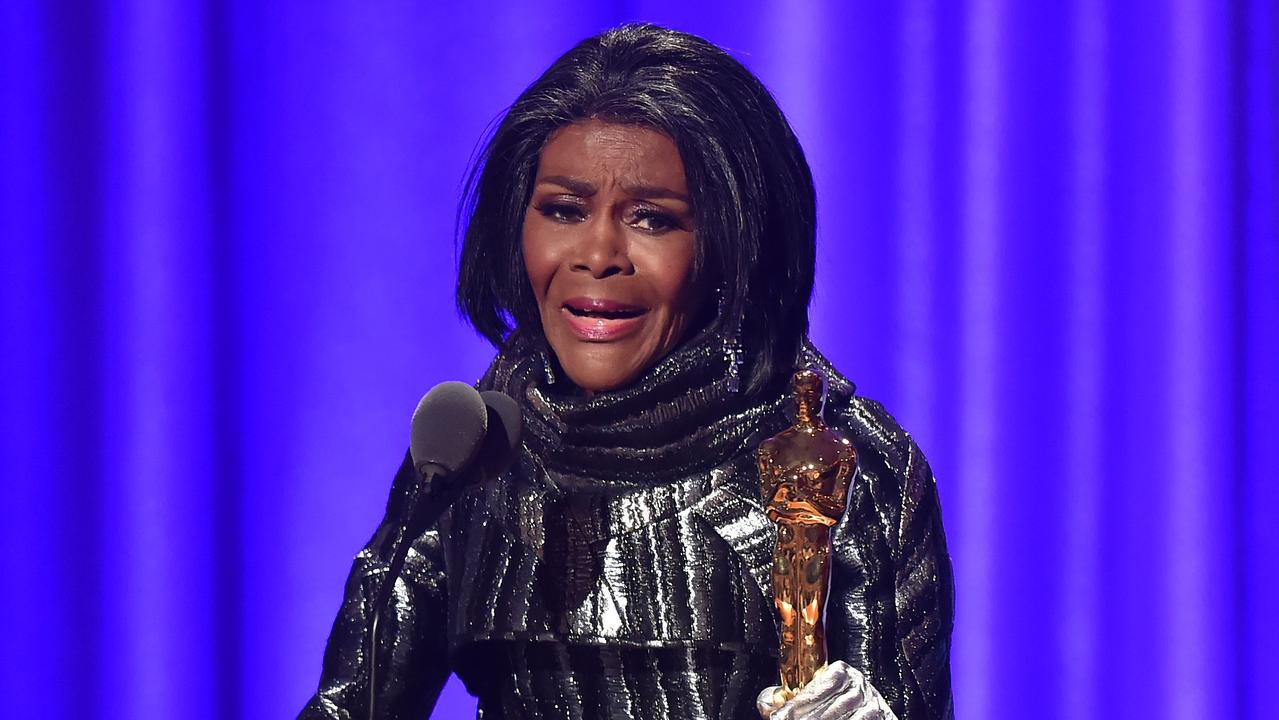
[301,24,953,720]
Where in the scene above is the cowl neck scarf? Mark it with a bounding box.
[478,329,852,486]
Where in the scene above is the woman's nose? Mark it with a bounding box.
[570,215,633,278]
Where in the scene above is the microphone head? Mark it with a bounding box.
[479,390,523,475]
[410,381,488,474]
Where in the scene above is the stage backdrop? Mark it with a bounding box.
[2,2,1275,719]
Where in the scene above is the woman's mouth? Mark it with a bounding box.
[560,297,648,341]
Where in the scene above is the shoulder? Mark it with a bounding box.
[799,342,939,553]
[831,395,939,557]
[831,394,925,484]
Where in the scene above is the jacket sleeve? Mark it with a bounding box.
[828,398,955,720]
[890,440,955,720]
[299,451,453,720]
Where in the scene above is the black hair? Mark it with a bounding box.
[455,23,816,395]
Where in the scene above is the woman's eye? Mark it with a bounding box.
[539,202,585,223]
[632,209,678,233]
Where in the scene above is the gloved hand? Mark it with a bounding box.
[755,661,898,720]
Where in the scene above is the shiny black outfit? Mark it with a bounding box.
[300,332,954,720]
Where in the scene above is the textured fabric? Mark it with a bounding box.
[299,330,954,720]
[472,643,773,720]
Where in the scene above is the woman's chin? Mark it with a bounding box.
[554,349,646,395]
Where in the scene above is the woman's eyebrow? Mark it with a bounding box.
[622,183,690,203]
[537,175,596,196]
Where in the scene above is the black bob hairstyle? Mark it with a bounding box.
[456,23,817,395]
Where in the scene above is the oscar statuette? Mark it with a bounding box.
[757,369,857,700]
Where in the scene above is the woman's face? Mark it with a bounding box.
[522,119,705,393]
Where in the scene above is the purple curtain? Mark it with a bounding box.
[2,2,1274,718]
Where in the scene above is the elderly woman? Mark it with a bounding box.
[301,24,953,720]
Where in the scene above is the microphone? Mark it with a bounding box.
[399,386,522,536]
[401,382,490,536]
[409,381,488,478]
[368,384,522,720]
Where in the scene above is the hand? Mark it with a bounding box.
[755,661,898,720]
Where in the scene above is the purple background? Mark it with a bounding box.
[1,2,1275,718]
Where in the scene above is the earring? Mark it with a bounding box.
[717,286,743,393]
[541,349,556,386]
[724,334,743,393]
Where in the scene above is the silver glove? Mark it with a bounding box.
[756,661,898,720]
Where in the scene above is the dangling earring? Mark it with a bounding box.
[540,348,556,386]
[717,286,743,393]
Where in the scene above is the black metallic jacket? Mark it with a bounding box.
[300,334,954,720]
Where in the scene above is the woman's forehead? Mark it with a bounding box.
[537,120,687,194]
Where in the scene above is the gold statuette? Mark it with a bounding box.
[757,369,857,699]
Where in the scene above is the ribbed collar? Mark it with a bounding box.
[479,330,852,485]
